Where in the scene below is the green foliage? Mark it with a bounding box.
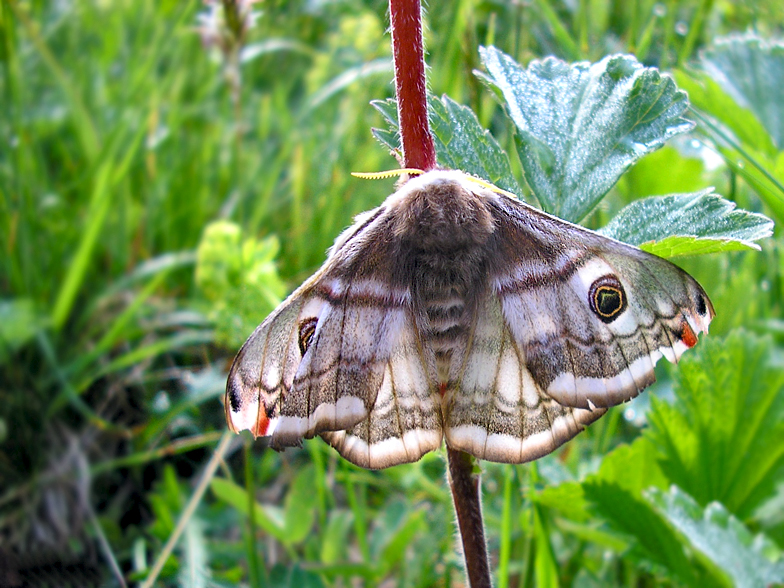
[373,52,771,256]
[478,48,693,222]
[600,189,774,256]
[678,34,784,223]
[648,486,784,588]
[195,220,286,349]
[372,94,523,196]
[2,1,784,587]
[582,439,701,586]
[647,330,784,518]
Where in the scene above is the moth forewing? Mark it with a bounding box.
[225,278,323,438]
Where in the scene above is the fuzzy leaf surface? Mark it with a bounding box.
[479,47,693,222]
[599,190,774,256]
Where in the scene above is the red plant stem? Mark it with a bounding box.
[389,0,437,172]
[389,1,490,585]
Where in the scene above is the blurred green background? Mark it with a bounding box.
[1,0,783,586]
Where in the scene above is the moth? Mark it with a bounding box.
[226,170,713,469]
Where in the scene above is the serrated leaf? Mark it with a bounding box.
[599,189,773,256]
[582,438,698,585]
[701,34,784,150]
[427,95,522,195]
[589,437,670,495]
[370,98,402,158]
[370,126,401,157]
[646,330,784,519]
[370,95,521,195]
[647,486,784,588]
[478,47,693,222]
[582,480,697,585]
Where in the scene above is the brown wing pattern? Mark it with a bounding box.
[226,170,714,468]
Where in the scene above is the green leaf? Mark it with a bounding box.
[283,465,319,544]
[195,220,285,348]
[582,438,698,585]
[370,95,521,195]
[583,480,697,585]
[599,189,774,256]
[534,482,591,523]
[368,500,425,577]
[588,437,670,495]
[427,95,522,196]
[646,330,784,518]
[533,501,559,588]
[647,486,784,588]
[209,477,287,543]
[370,98,401,158]
[269,563,326,588]
[320,510,354,565]
[478,47,693,222]
[678,36,784,223]
[376,509,425,577]
[622,145,706,200]
[674,69,778,158]
[701,34,784,150]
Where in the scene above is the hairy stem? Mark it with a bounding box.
[389,0,491,585]
[389,0,436,172]
[447,447,492,588]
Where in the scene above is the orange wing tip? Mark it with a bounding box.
[680,318,699,348]
[251,408,270,438]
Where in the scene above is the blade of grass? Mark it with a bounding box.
[533,0,579,60]
[530,464,559,588]
[692,108,784,221]
[9,1,99,158]
[36,331,130,433]
[50,161,113,331]
[90,432,224,475]
[141,431,234,588]
[344,473,371,563]
[51,122,147,332]
[677,0,713,66]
